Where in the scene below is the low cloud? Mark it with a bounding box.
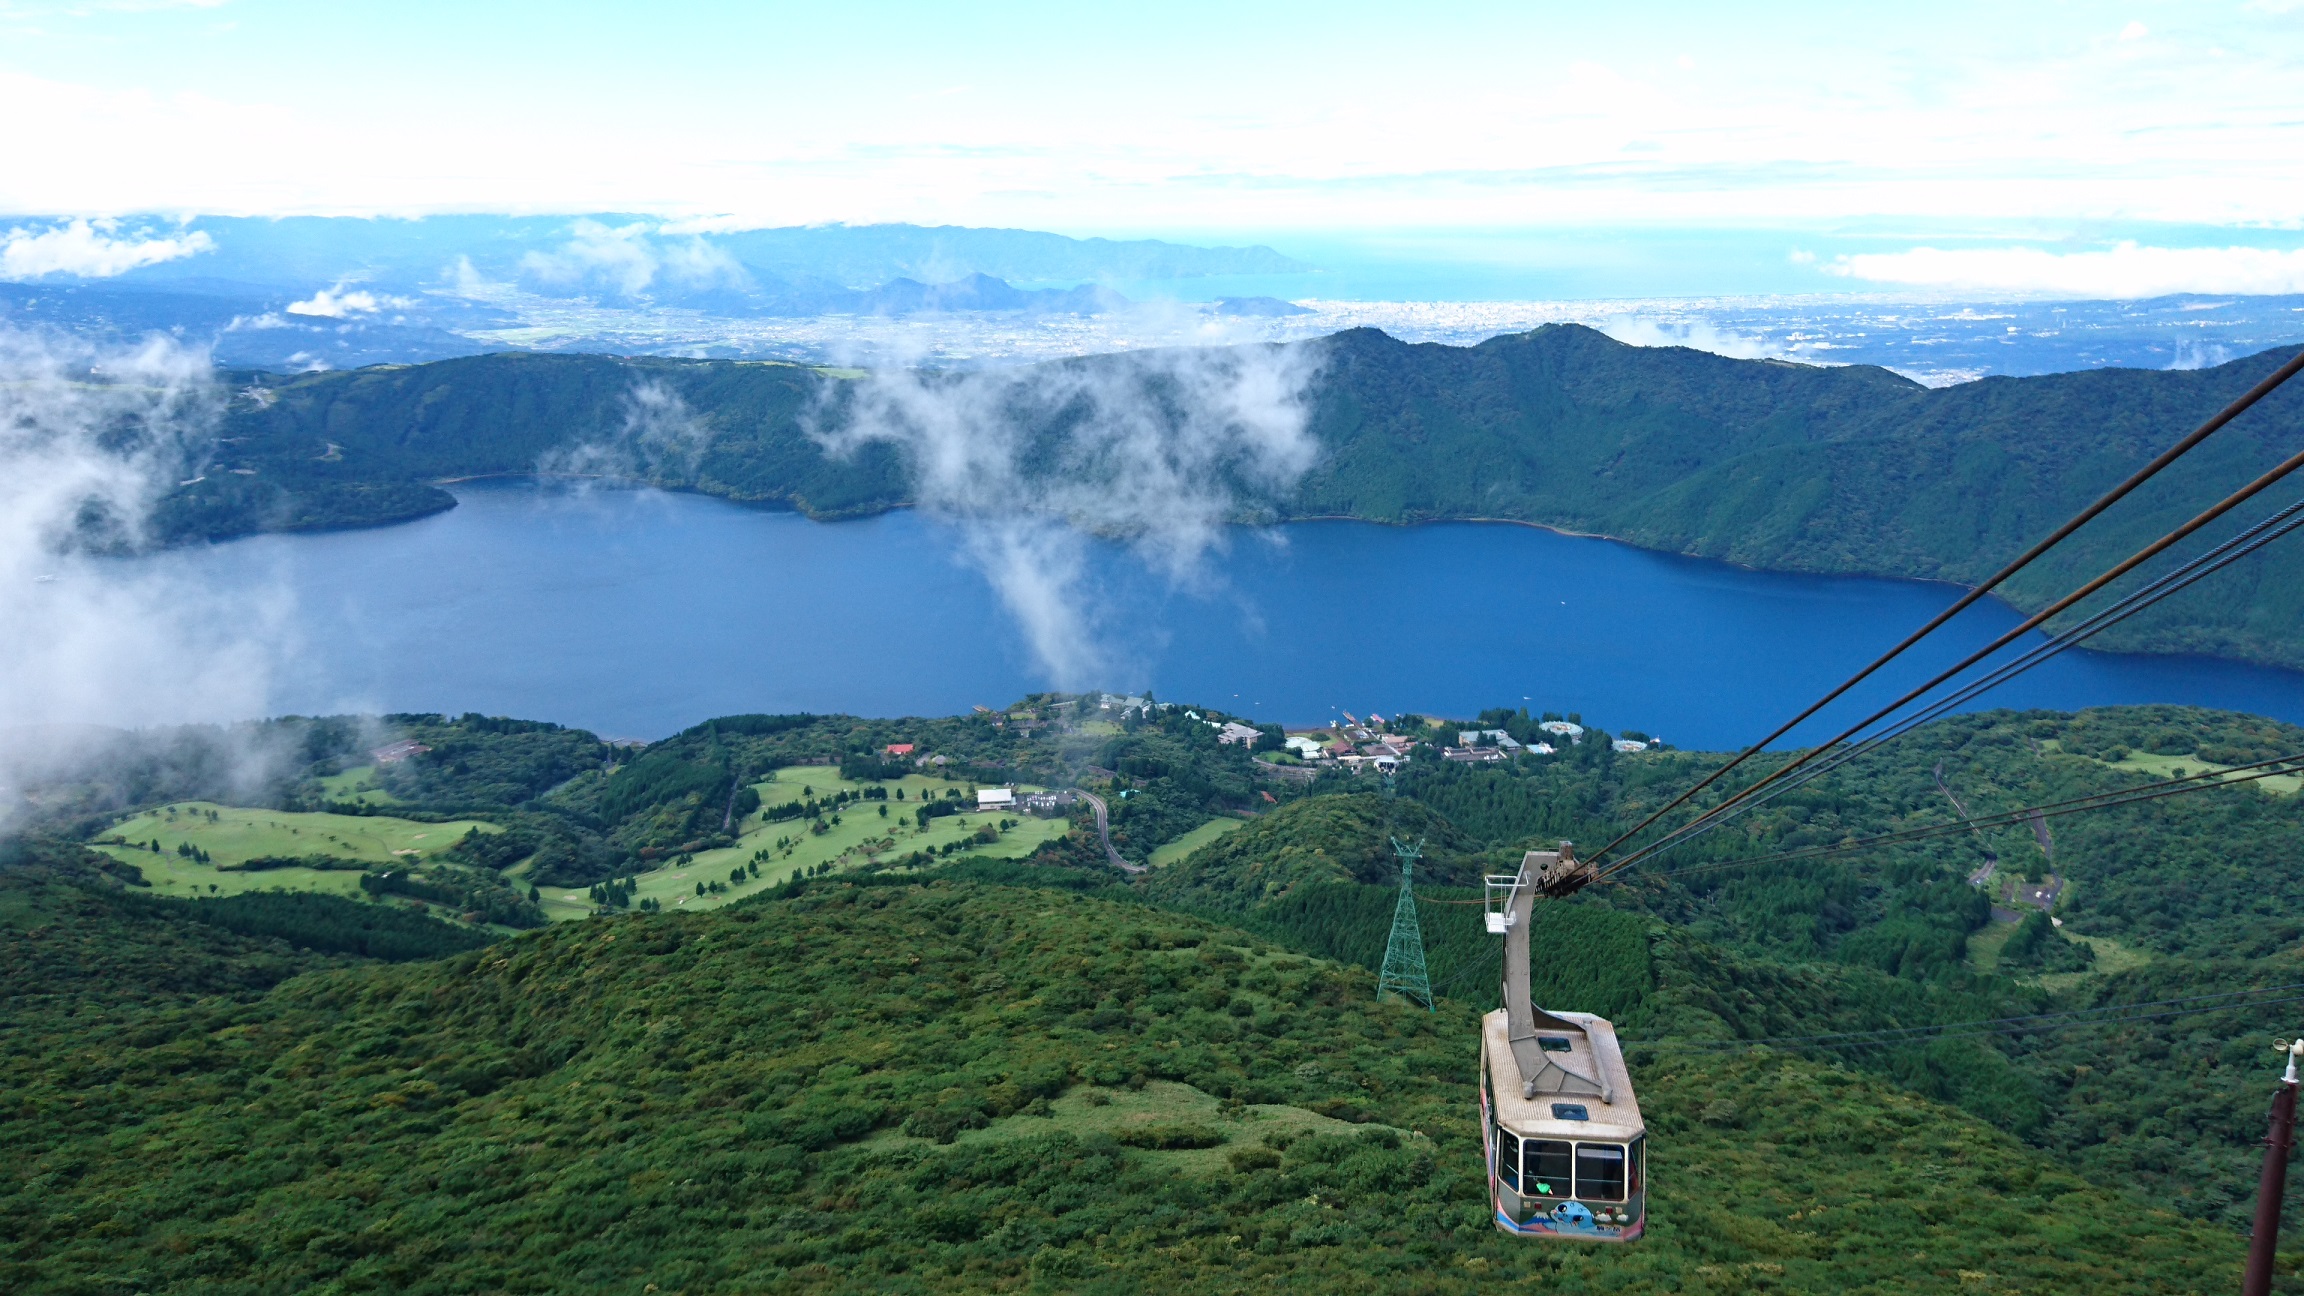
[538,378,714,482]
[1826,242,2304,298]
[285,281,409,318]
[0,328,291,790]
[810,342,1322,687]
[2168,339,2234,371]
[519,220,746,298]
[1598,318,1778,360]
[0,218,215,279]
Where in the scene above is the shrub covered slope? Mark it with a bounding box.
[0,878,2248,1294]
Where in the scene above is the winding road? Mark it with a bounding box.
[1073,790,1142,873]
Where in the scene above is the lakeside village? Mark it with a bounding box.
[1087,693,1668,777]
[822,693,1674,806]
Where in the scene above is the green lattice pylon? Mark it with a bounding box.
[1377,836,1434,1011]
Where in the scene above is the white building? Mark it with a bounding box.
[1216,722,1264,747]
[1284,735,1329,760]
[1538,721,1585,742]
[977,787,1016,809]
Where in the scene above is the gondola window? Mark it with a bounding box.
[1575,1143,1628,1201]
[1524,1140,1574,1196]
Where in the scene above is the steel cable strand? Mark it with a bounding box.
[1671,981,2304,1047]
[1641,757,2304,883]
[1622,714,2304,885]
[1582,347,2304,868]
[1673,989,2304,1052]
[1601,496,2304,869]
[1597,445,2304,882]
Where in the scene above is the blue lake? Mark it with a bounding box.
[149,480,2304,747]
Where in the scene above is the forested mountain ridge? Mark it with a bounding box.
[172,326,2304,667]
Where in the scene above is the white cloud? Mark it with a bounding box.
[518,220,746,298]
[539,380,714,483]
[2119,20,2149,40]
[810,342,1321,688]
[1825,242,2304,298]
[2168,339,2233,370]
[1599,319,1779,360]
[0,327,289,748]
[521,220,660,295]
[284,280,408,317]
[0,219,213,278]
[0,6,2297,234]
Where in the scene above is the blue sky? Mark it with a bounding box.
[2,1,2303,294]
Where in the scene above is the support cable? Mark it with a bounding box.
[1607,496,2304,865]
[1673,984,2304,1052]
[1641,754,2304,883]
[1599,441,2304,881]
[1683,982,2304,1047]
[1584,347,2304,869]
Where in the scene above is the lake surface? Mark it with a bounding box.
[132,480,2304,747]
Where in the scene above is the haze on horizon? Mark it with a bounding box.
[3,0,2304,300]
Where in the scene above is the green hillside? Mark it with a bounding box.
[0,870,2247,1294]
[171,326,2304,667]
[8,699,2304,1289]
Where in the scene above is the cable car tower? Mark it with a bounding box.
[1478,842,1646,1241]
[1377,836,1433,1011]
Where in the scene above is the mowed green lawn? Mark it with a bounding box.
[94,804,503,900]
[2104,748,2301,795]
[533,768,1073,921]
[314,764,405,806]
[1148,815,1248,868]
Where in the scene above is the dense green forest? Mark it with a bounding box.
[0,866,2251,1294]
[170,325,2304,666]
[5,698,2304,1291]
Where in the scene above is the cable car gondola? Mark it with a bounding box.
[1479,843,1646,1241]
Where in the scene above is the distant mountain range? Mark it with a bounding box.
[0,269,1144,370]
[0,216,1311,367]
[1,215,1302,297]
[159,324,2304,671]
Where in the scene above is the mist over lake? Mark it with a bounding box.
[105,479,2304,745]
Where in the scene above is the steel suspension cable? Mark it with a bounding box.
[1601,498,2304,872]
[1672,983,2304,1051]
[1639,755,2304,883]
[1584,347,2304,869]
[1599,441,2304,881]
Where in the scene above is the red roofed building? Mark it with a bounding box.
[885,743,916,756]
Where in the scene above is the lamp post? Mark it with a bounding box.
[2243,1038,2304,1296]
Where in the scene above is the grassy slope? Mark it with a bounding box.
[92,803,503,899]
[0,880,2242,1294]
[536,768,1069,920]
[66,763,1064,923]
[1148,816,1246,868]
